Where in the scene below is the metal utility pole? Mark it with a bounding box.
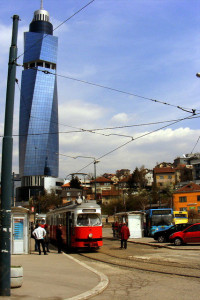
[94,160,100,200]
[0,15,19,296]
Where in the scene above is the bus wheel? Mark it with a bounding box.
[158,235,165,243]
[174,238,182,246]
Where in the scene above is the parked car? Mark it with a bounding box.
[153,223,192,243]
[169,223,200,246]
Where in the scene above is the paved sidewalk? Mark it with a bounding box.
[4,227,199,300]
[5,247,108,300]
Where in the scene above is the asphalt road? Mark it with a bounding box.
[72,227,200,300]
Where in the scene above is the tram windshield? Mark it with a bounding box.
[77,214,101,226]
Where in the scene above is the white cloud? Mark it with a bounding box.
[57,125,200,177]
[1,1,200,179]
[59,99,106,126]
[111,113,129,124]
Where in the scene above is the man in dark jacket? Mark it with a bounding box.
[56,224,63,253]
[120,223,130,249]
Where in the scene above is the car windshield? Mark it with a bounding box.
[77,214,101,226]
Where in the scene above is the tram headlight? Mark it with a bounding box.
[88,233,93,239]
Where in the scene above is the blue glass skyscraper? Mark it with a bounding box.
[19,4,59,179]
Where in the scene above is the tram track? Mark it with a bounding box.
[102,236,200,271]
[71,250,200,279]
[99,247,200,271]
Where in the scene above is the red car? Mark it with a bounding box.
[169,223,200,246]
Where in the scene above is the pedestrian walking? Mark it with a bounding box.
[32,224,47,255]
[56,224,63,253]
[120,222,130,249]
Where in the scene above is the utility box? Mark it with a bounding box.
[11,207,30,254]
[115,211,144,238]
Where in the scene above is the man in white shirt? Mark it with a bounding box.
[32,224,47,255]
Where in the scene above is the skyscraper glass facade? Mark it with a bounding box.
[19,8,59,177]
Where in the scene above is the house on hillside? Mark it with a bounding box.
[90,176,114,194]
[116,169,130,179]
[61,182,87,204]
[101,188,120,205]
[90,177,117,204]
[117,176,131,190]
[153,167,176,189]
[145,169,153,187]
[174,153,200,183]
[173,182,200,213]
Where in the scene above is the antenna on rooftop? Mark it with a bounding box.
[40,0,44,9]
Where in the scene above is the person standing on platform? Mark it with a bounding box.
[32,224,47,255]
[120,222,130,249]
[56,224,63,253]
[44,224,50,252]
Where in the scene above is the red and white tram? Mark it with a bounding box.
[46,199,103,250]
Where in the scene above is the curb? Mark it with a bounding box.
[63,253,109,300]
[128,239,200,250]
[105,236,200,251]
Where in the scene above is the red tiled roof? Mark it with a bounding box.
[175,182,200,193]
[154,167,175,174]
[91,177,112,183]
[62,182,70,187]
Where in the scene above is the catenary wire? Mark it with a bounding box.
[191,136,200,154]
[15,0,95,61]
[16,65,200,115]
[61,114,197,175]
[3,113,200,138]
[51,70,199,114]
[25,67,199,114]
[10,78,199,138]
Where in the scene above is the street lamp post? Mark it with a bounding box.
[0,15,19,296]
[94,160,100,200]
[57,153,100,201]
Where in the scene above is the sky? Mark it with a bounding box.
[0,0,200,180]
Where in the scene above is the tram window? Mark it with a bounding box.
[77,214,101,226]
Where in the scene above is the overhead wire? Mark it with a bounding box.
[191,136,200,154]
[15,0,96,62]
[13,0,199,115]
[12,0,199,120]
[2,113,200,139]
[20,67,198,115]
[48,70,199,114]
[8,1,200,176]
[60,114,198,174]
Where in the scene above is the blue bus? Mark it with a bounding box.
[145,208,173,236]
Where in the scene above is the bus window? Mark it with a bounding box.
[146,208,173,236]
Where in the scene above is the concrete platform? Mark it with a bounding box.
[3,247,108,300]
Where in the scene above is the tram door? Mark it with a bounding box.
[66,212,72,249]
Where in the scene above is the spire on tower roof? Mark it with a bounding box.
[32,0,50,23]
